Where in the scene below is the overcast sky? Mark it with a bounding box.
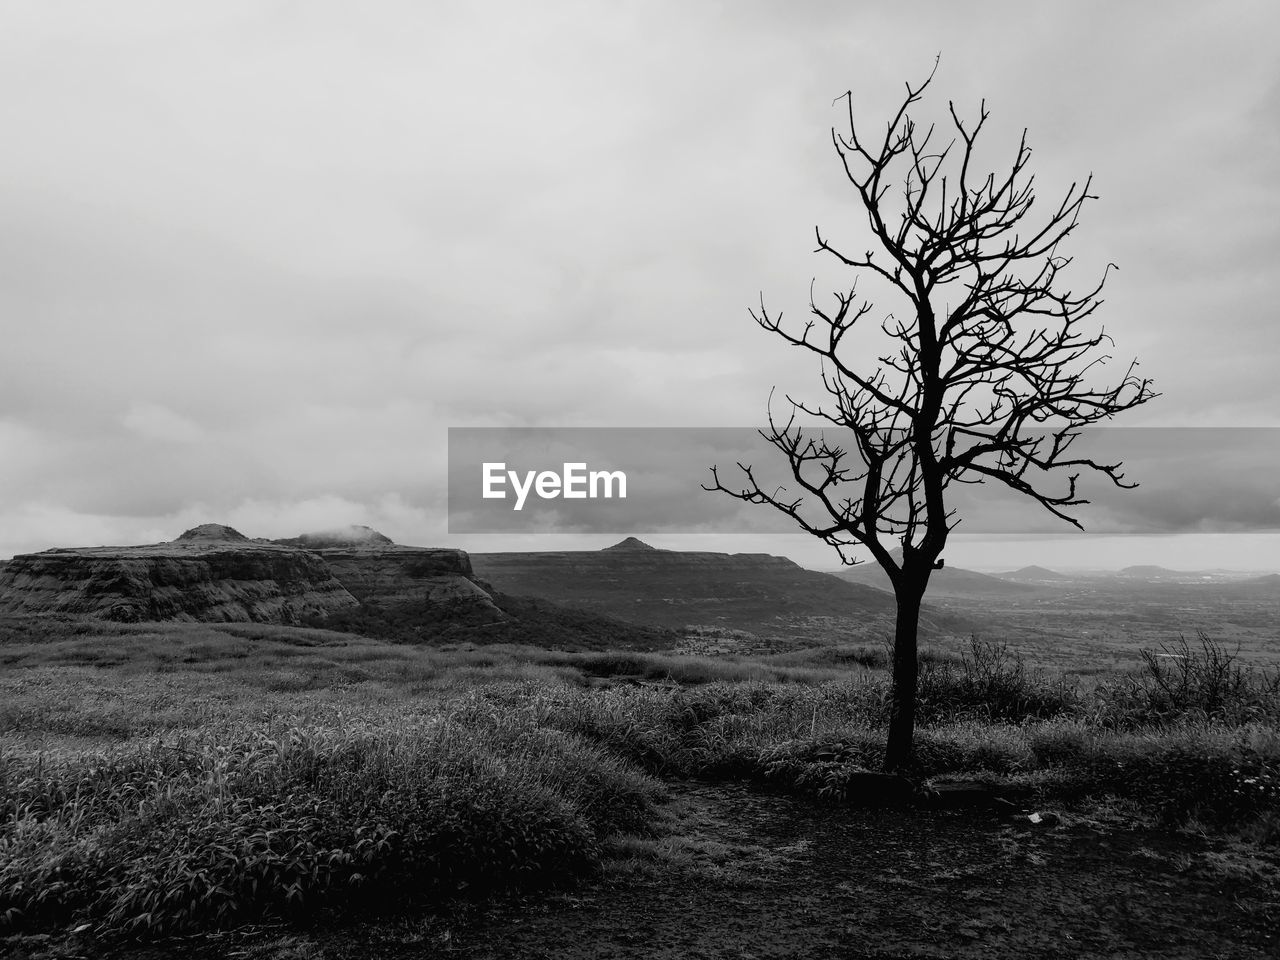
[2,0,1278,570]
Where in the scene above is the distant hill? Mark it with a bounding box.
[834,559,1036,598]
[998,565,1074,583]
[1117,565,1184,580]
[602,536,658,553]
[177,523,250,543]
[470,538,969,641]
[1204,572,1280,600]
[277,528,677,649]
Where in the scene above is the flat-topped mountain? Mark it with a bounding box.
[0,524,499,626]
[284,529,502,621]
[277,531,675,650]
[0,525,678,649]
[0,524,357,623]
[470,539,967,641]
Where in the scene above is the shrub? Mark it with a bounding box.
[1027,722,1280,825]
[914,638,1077,723]
[0,712,664,939]
[1091,633,1280,728]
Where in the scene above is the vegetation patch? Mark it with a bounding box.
[310,593,682,651]
[0,707,665,939]
[2,619,1278,947]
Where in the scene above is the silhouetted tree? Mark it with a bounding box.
[707,64,1157,770]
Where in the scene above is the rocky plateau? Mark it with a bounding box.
[0,523,498,626]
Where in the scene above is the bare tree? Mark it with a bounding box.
[707,64,1157,771]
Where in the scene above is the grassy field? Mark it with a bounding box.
[1,615,1278,948]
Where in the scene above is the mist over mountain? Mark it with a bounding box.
[274,525,395,550]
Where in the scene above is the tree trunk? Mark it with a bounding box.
[883,582,924,772]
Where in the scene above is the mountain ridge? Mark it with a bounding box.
[470,541,971,641]
[832,558,1035,598]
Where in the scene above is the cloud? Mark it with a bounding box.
[1,1,1278,565]
[122,403,206,444]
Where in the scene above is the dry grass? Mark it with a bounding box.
[2,615,1278,943]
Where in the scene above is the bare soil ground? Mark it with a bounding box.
[33,780,1276,960]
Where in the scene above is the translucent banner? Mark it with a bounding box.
[447,427,1280,536]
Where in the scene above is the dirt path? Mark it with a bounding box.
[41,781,1280,960]
[318,780,1279,960]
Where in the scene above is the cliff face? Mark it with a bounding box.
[266,526,501,621]
[305,547,504,622]
[0,525,504,627]
[0,526,358,624]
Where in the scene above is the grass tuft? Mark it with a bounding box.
[0,709,664,939]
